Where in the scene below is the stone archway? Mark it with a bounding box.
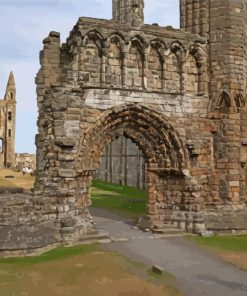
[74,104,188,229]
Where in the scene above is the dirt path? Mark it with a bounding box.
[91,208,247,296]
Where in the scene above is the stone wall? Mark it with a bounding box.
[180,0,247,205]
[180,0,247,102]
[33,0,247,245]
[34,13,212,240]
[112,0,144,27]
[0,0,247,256]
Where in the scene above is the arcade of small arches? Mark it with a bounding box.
[216,91,246,110]
[67,30,207,96]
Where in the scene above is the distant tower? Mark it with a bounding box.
[112,0,144,27]
[1,72,16,167]
[4,71,16,101]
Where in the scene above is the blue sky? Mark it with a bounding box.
[0,0,179,153]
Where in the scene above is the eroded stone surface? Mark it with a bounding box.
[0,72,16,168]
[1,0,247,255]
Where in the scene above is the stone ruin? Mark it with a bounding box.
[0,72,16,168]
[0,0,247,256]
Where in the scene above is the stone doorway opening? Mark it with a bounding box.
[92,135,148,229]
[75,104,187,232]
[96,136,146,189]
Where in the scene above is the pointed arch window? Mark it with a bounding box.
[8,112,12,121]
[217,91,232,108]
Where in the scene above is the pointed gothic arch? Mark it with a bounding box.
[235,93,245,108]
[217,91,232,108]
[82,30,104,52]
[183,52,199,94]
[74,104,188,226]
[125,36,147,88]
[147,39,166,91]
[79,30,104,85]
[76,104,187,174]
[105,33,125,86]
[188,44,207,95]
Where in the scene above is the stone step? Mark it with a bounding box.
[155,233,185,239]
[153,223,179,230]
[152,227,185,235]
[79,231,110,243]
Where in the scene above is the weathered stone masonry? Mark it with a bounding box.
[0,72,16,168]
[0,0,247,255]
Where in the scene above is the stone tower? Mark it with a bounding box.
[0,72,16,167]
[4,71,16,100]
[112,0,144,27]
[181,0,247,206]
[180,0,247,103]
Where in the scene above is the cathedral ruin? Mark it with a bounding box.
[0,0,247,255]
[0,72,16,168]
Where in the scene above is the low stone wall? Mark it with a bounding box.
[0,193,100,257]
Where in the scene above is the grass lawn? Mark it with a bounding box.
[0,171,147,220]
[0,171,147,219]
[0,172,181,295]
[91,180,147,219]
[188,234,247,271]
[0,243,181,296]
[0,169,34,189]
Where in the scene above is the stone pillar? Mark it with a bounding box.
[216,110,242,204]
[101,49,107,84]
[143,52,148,89]
[240,109,247,204]
[138,169,163,229]
[35,31,62,197]
[38,31,61,87]
[122,48,128,87]
[112,0,144,27]
[181,0,247,104]
[180,0,209,36]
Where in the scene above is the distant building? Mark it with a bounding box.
[14,153,36,172]
[0,72,16,168]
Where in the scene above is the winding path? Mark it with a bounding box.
[91,208,247,296]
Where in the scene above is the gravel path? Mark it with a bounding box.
[91,208,247,296]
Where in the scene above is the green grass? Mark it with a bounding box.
[91,180,147,218]
[0,243,99,266]
[187,235,247,252]
[92,180,146,198]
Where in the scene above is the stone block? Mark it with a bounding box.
[152,265,164,275]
